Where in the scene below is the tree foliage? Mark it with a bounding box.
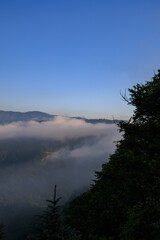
[0,224,4,240]
[27,185,81,240]
[65,70,160,240]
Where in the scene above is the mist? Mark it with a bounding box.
[0,117,121,204]
[0,116,114,140]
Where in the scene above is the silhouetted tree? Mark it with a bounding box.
[65,70,160,240]
[28,185,81,240]
[0,224,4,240]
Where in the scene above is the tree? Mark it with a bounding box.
[65,70,160,240]
[28,185,81,240]
[0,224,4,240]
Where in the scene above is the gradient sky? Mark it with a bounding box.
[0,0,160,119]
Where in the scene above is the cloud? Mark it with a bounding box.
[0,117,121,204]
[0,116,118,140]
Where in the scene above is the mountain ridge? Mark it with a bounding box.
[0,110,121,124]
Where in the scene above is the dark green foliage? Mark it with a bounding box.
[119,198,160,240]
[0,224,4,240]
[28,185,81,240]
[65,70,160,239]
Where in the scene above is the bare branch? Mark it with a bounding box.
[120,89,130,104]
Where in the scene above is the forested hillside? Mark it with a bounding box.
[64,70,160,240]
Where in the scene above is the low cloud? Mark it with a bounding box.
[0,116,117,140]
[0,117,121,204]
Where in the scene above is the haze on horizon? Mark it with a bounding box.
[0,0,160,119]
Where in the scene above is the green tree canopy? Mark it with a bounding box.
[65,70,160,240]
[0,224,4,240]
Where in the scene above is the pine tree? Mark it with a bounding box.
[28,185,81,240]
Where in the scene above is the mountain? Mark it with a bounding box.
[0,110,120,125]
[0,110,55,124]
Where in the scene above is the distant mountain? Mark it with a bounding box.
[0,110,120,125]
[77,117,120,124]
[0,110,55,124]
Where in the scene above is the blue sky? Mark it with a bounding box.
[0,0,160,119]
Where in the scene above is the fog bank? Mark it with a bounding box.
[0,117,121,204]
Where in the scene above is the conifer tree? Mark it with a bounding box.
[28,185,81,240]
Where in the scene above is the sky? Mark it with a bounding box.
[0,0,160,119]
